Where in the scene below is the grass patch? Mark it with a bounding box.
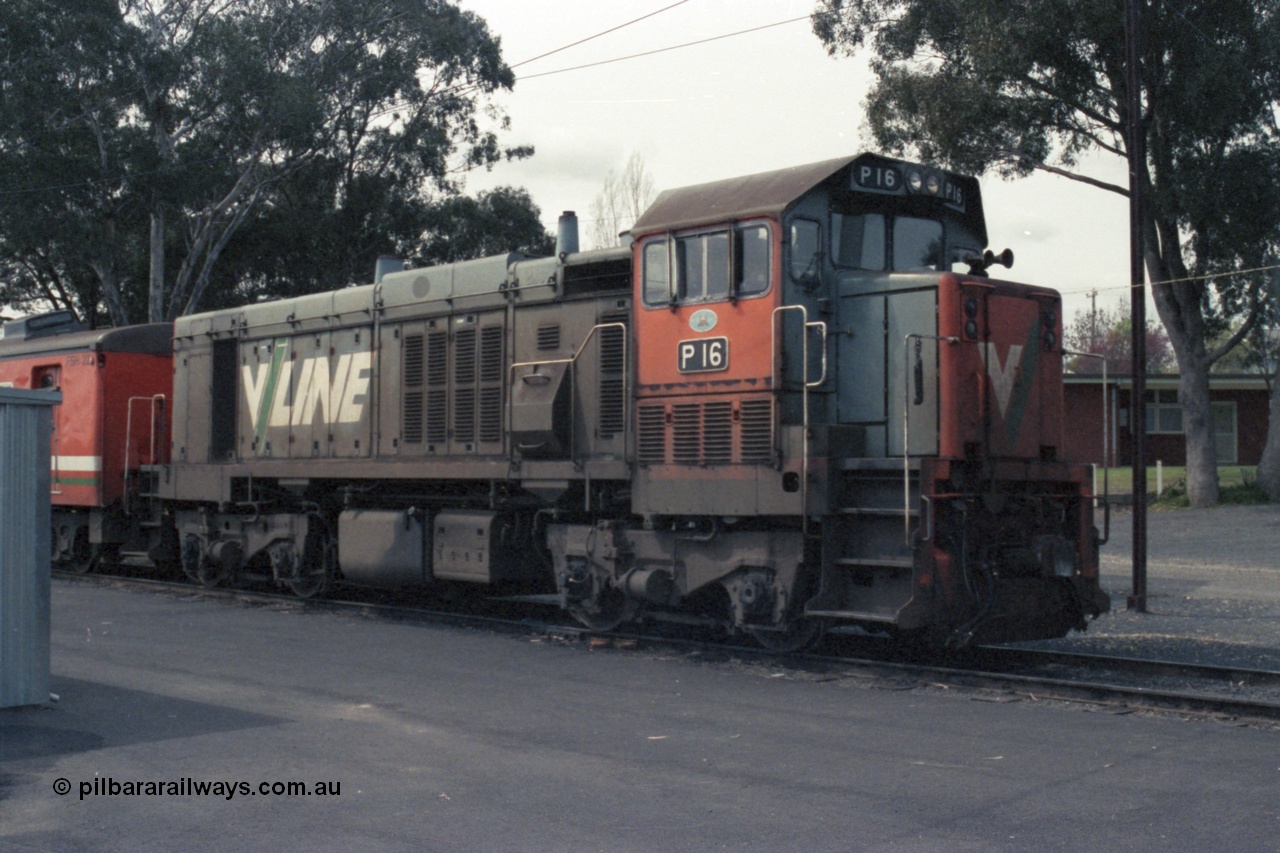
[1135,467,1276,509]
[1094,465,1258,497]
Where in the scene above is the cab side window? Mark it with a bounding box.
[736,224,770,296]
[831,213,886,270]
[643,240,670,304]
[893,217,944,271]
[789,219,821,284]
[642,223,773,307]
[677,231,730,301]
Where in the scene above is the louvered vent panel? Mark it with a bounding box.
[453,388,475,442]
[426,389,447,445]
[479,387,502,443]
[638,404,666,464]
[672,403,701,465]
[598,325,625,373]
[403,391,424,444]
[427,332,448,385]
[739,398,773,463]
[597,323,626,439]
[454,328,476,384]
[703,401,733,464]
[599,378,625,438]
[479,326,503,383]
[403,334,424,387]
[537,324,560,350]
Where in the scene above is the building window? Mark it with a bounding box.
[1145,389,1182,433]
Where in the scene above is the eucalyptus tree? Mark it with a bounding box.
[1,0,533,325]
[813,0,1280,506]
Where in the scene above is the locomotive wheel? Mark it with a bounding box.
[287,564,330,599]
[65,528,95,574]
[286,525,335,599]
[747,618,825,653]
[197,562,229,588]
[567,588,633,632]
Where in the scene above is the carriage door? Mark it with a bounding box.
[33,365,62,492]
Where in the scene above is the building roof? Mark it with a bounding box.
[1067,373,1271,391]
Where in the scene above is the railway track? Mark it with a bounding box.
[54,570,1280,727]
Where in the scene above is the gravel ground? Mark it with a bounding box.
[1017,503,1280,670]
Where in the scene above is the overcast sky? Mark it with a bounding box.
[459,0,1137,323]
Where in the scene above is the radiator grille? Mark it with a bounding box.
[739,398,774,463]
[702,401,733,464]
[635,397,773,466]
[638,404,666,464]
[671,404,701,465]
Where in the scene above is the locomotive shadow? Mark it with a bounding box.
[0,676,284,763]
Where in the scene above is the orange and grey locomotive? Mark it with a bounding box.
[29,153,1112,648]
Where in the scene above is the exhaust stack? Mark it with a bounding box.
[555,211,579,258]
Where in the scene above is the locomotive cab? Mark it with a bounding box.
[608,153,1108,646]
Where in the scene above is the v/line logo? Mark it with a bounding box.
[982,315,1043,445]
[984,342,1023,419]
[243,340,372,438]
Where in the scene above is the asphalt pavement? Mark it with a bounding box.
[4,552,1280,853]
[1024,502,1280,669]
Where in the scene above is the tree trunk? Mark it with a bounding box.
[149,209,165,323]
[1146,217,1221,508]
[1256,269,1280,499]
[1178,366,1220,506]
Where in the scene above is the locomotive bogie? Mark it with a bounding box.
[547,521,807,632]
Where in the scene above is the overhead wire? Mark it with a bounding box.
[513,16,811,82]
[508,0,692,70]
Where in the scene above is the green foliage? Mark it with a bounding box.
[1064,303,1175,373]
[0,0,546,324]
[813,0,1280,508]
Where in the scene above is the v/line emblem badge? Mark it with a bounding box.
[243,339,372,439]
[984,342,1022,419]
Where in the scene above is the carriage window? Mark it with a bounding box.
[893,217,944,271]
[735,224,771,296]
[832,213,885,270]
[643,240,670,305]
[789,219,821,283]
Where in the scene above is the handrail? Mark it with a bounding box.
[902,333,958,546]
[771,305,828,528]
[508,321,629,477]
[123,394,167,514]
[1063,349,1111,545]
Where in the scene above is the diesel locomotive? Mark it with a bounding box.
[2,153,1110,649]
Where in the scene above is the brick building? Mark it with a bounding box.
[1063,374,1271,467]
